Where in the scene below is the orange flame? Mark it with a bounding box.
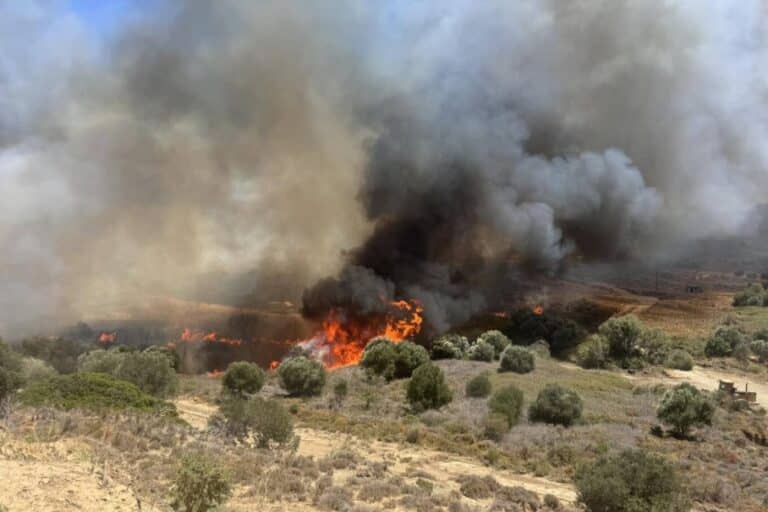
[98,332,117,344]
[532,305,544,316]
[206,369,224,378]
[300,300,424,369]
[177,328,243,346]
[269,360,279,370]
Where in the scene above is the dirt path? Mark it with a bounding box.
[174,398,578,505]
[628,365,768,408]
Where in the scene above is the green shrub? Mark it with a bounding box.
[665,349,694,371]
[598,315,645,360]
[528,339,551,358]
[144,345,181,371]
[488,385,524,427]
[18,336,87,374]
[465,373,492,398]
[656,383,714,438]
[528,384,582,427]
[476,330,511,359]
[277,356,326,396]
[732,283,767,307]
[78,349,178,397]
[482,413,510,442]
[577,335,610,369]
[332,379,348,407]
[0,339,24,400]
[360,338,429,380]
[705,326,746,357]
[430,334,469,360]
[394,341,430,378]
[18,372,175,414]
[505,309,586,352]
[222,361,265,396]
[0,368,15,402]
[637,328,670,365]
[170,453,231,512]
[407,363,452,411]
[751,339,768,362]
[575,449,690,512]
[0,339,22,374]
[467,340,495,362]
[21,357,58,382]
[218,396,293,447]
[499,346,535,374]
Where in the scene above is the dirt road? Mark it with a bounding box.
[174,398,578,505]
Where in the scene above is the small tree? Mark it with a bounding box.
[488,384,524,427]
[575,449,690,512]
[499,346,535,374]
[465,373,492,398]
[407,363,452,411]
[222,361,265,396]
[467,340,495,362]
[732,283,767,307]
[598,315,644,360]
[249,398,294,448]
[430,334,469,360]
[705,326,746,357]
[78,349,178,397]
[528,384,582,427]
[170,453,231,512]
[665,349,693,371]
[332,379,348,408]
[751,339,768,363]
[277,356,326,396]
[144,345,181,371]
[360,338,428,380]
[656,383,714,438]
[577,335,610,369]
[476,330,511,359]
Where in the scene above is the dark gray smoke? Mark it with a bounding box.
[2,1,767,337]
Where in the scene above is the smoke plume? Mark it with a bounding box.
[1,0,767,337]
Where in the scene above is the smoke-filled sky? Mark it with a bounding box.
[1,0,767,337]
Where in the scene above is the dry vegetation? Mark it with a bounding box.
[2,278,768,511]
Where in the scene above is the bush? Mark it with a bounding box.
[732,283,767,307]
[0,339,24,399]
[751,339,768,362]
[665,349,694,371]
[637,328,670,365]
[144,345,181,371]
[277,356,326,396]
[467,340,495,362]
[528,384,582,427]
[482,413,509,442]
[0,368,14,402]
[505,309,586,352]
[656,383,714,438]
[598,315,645,360]
[170,453,231,512]
[332,379,348,407]
[430,334,469,360]
[78,349,178,397]
[406,363,452,411]
[577,335,610,369]
[18,372,175,414]
[21,357,58,382]
[465,373,492,398]
[528,339,550,358]
[488,385,524,427]
[499,346,535,374]
[476,330,511,359]
[575,449,690,512]
[218,396,293,446]
[705,326,746,357]
[360,338,429,380]
[18,336,87,374]
[222,361,265,396]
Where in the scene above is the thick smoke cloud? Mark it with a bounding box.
[1,0,767,337]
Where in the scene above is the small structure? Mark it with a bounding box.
[719,380,757,403]
[686,284,704,294]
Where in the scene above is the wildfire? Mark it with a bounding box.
[299,300,424,368]
[98,331,117,344]
[269,360,279,370]
[206,369,224,378]
[177,328,243,346]
[532,305,544,316]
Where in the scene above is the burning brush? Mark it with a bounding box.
[295,299,423,368]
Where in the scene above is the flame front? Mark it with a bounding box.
[98,332,117,344]
[177,328,243,346]
[299,300,423,368]
[532,305,544,315]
